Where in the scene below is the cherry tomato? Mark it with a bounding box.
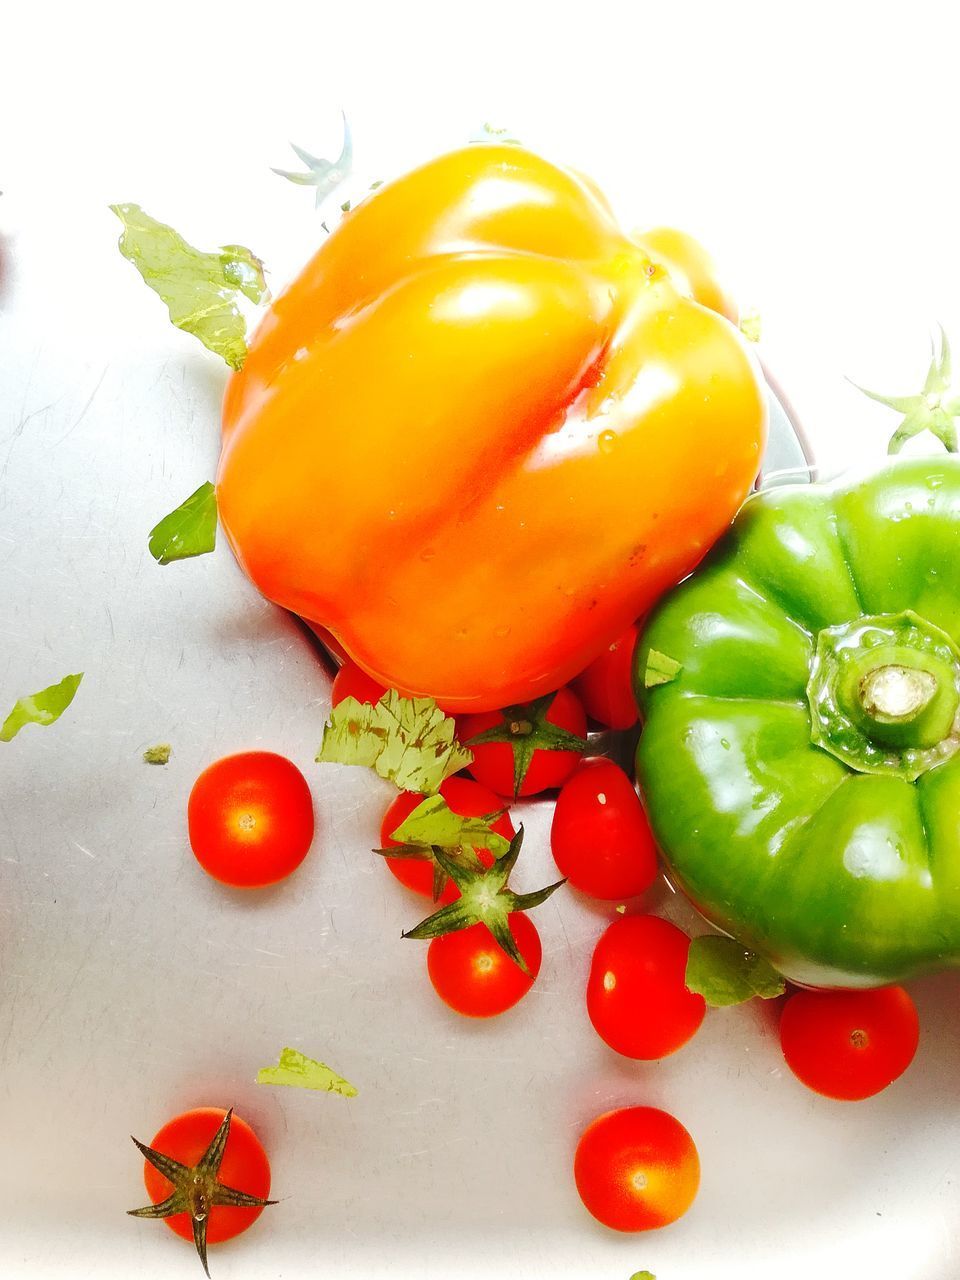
[143,1108,271,1246]
[427,913,541,1017]
[459,686,587,798]
[779,985,919,1101]
[331,660,387,707]
[574,1106,700,1232]
[380,776,515,903]
[587,915,706,1059]
[188,751,315,888]
[551,758,658,900]
[571,623,640,730]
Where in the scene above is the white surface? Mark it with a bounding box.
[2,4,960,1278]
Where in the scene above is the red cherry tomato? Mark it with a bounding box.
[574,1106,700,1232]
[143,1108,271,1246]
[587,915,706,1059]
[427,912,541,1017]
[380,776,515,903]
[779,985,919,1101]
[331,660,387,707]
[187,751,315,888]
[551,758,658,900]
[571,622,640,730]
[459,686,587,798]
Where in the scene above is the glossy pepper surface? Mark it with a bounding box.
[218,145,766,711]
[635,457,960,989]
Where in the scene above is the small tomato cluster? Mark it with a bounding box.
[164,625,921,1265]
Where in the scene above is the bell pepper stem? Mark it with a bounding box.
[858,664,938,725]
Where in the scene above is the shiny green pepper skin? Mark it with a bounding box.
[634,457,960,988]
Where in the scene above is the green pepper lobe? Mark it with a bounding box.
[635,457,960,988]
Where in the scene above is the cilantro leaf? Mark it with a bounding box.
[1,673,83,742]
[148,481,217,564]
[739,308,762,343]
[143,744,172,765]
[317,691,472,793]
[111,203,268,370]
[390,794,510,858]
[644,649,683,689]
[256,1047,357,1097]
[685,935,785,1007]
[471,123,522,145]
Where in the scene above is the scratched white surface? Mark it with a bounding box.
[3,4,960,1278]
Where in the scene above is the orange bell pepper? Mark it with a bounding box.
[218,145,767,711]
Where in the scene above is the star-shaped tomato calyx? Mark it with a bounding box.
[271,111,352,209]
[127,1108,276,1277]
[463,692,589,797]
[374,838,489,901]
[402,827,565,973]
[852,325,960,454]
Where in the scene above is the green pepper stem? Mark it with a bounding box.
[858,664,938,725]
[807,611,960,777]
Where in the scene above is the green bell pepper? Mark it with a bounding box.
[634,457,960,989]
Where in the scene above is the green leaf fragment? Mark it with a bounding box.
[739,307,761,343]
[143,743,172,765]
[110,204,267,370]
[1,673,83,742]
[471,123,522,145]
[390,794,510,858]
[685,935,785,1007]
[273,112,353,209]
[256,1047,357,1097]
[317,690,472,794]
[148,481,217,565]
[644,649,683,688]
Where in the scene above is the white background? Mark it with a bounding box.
[2,3,960,1278]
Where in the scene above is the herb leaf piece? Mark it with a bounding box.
[148,482,217,565]
[128,1108,276,1277]
[111,203,268,370]
[403,827,564,974]
[390,794,510,858]
[378,793,510,900]
[644,649,683,689]
[850,324,960,454]
[462,691,588,797]
[317,691,472,794]
[273,111,353,208]
[1,673,83,742]
[143,744,172,765]
[471,122,522,145]
[739,307,762,343]
[256,1047,357,1097]
[685,935,785,1007]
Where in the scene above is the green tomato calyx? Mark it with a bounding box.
[127,1109,275,1277]
[851,325,960,455]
